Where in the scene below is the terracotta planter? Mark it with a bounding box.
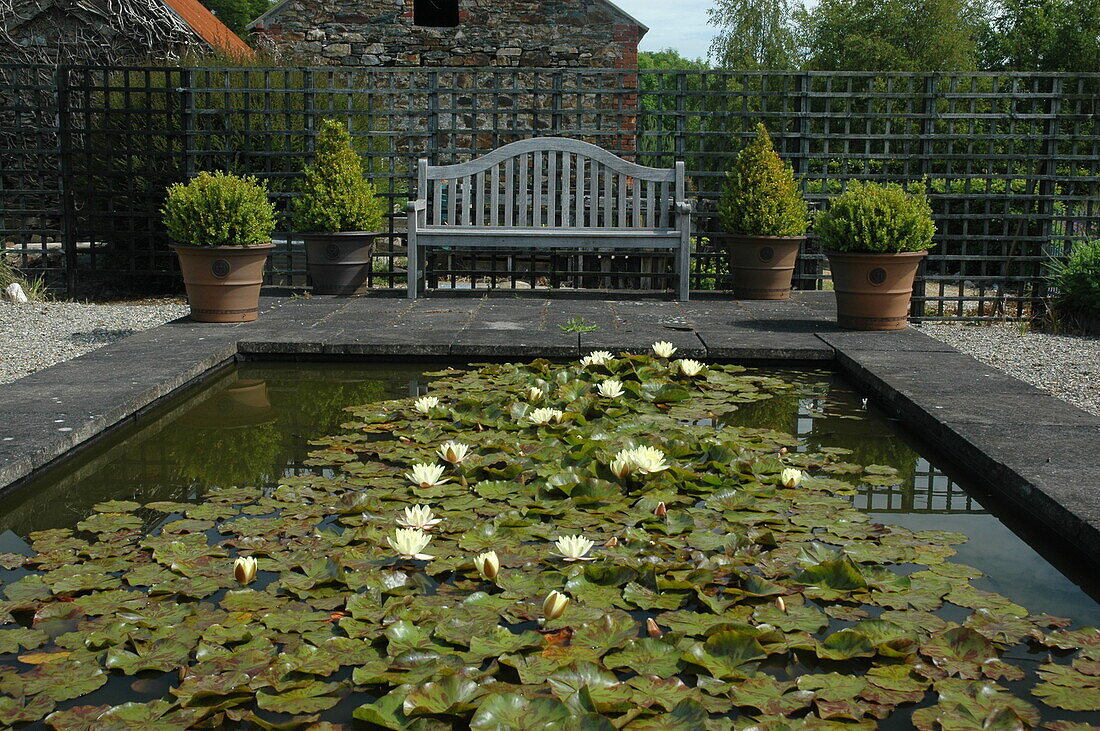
[723,234,805,299]
[303,231,380,295]
[171,243,273,323]
[826,250,927,331]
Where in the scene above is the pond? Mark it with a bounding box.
[0,356,1097,728]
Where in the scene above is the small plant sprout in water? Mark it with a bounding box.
[405,463,450,488]
[528,407,564,426]
[780,468,803,488]
[388,528,434,560]
[233,556,258,585]
[473,550,500,581]
[413,395,440,414]
[437,441,471,465]
[559,316,599,333]
[553,535,596,561]
[396,504,441,530]
[526,386,544,402]
[596,379,625,398]
[652,341,677,358]
[580,350,613,368]
[676,359,705,377]
[543,590,570,620]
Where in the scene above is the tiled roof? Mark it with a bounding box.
[161,0,254,57]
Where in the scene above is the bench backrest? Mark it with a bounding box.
[417,137,682,230]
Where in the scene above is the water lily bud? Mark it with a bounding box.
[779,468,803,488]
[543,590,570,620]
[646,618,663,637]
[652,341,677,358]
[603,536,618,547]
[596,379,625,398]
[526,386,544,401]
[609,456,633,480]
[437,441,471,465]
[233,556,257,585]
[413,395,440,414]
[776,596,786,613]
[473,550,500,581]
[778,447,788,456]
[654,501,667,516]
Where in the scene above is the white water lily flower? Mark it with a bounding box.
[473,551,500,581]
[529,407,564,425]
[387,528,434,560]
[676,359,705,377]
[405,463,449,488]
[396,504,442,530]
[526,386,545,402]
[233,556,257,585]
[553,535,596,561]
[437,441,471,465]
[609,455,634,479]
[596,379,625,398]
[413,395,440,414]
[543,590,570,620]
[614,445,669,475]
[580,350,613,368]
[780,468,803,488]
[652,341,677,358]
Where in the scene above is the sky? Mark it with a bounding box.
[613,0,716,62]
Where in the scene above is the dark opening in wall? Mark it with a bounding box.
[413,0,459,27]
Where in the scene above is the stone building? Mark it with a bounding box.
[247,0,648,68]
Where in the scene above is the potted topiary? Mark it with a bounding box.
[717,124,810,299]
[292,119,387,295]
[814,181,936,330]
[162,171,276,323]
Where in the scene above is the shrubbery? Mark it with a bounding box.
[292,120,386,234]
[1051,238,1100,318]
[814,181,936,253]
[162,171,276,247]
[718,124,809,237]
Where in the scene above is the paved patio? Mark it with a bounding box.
[2,291,1098,555]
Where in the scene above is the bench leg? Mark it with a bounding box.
[407,237,418,298]
[677,244,690,301]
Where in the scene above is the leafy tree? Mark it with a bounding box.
[979,0,1100,71]
[202,0,270,39]
[638,48,710,70]
[794,0,984,71]
[707,0,800,68]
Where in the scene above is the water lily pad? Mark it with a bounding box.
[469,693,571,730]
[604,638,683,678]
[685,630,767,679]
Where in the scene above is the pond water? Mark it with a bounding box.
[1,361,1097,727]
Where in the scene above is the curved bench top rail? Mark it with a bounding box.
[423,137,678,182]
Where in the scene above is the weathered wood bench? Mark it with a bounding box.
[406,137,692,299]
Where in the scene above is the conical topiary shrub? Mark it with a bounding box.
[717,124,810,299]
[293,120,387,295]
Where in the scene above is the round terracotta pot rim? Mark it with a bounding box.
[170,242,275,251]
[824,249,928,258]
[722,233,808,241]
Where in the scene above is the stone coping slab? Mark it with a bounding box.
[2,292,1098,557]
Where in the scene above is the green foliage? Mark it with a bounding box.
[707,0,800,68]
[814,181,936,253]
[1050,239,1100,318]
[718,124,809,236]
[200,0,271,39]
[292,120,386,234]
[162,171,275,247]
[795,0,983,71]
[638,48,710,70]
[559,316,599,333]
[979,0,1100,71]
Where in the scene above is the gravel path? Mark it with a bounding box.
[0,300,189,385]
[916,323,1100,416]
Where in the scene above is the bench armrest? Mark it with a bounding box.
[406,199,427,213]
[675,200,692,214]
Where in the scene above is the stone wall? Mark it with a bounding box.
[249,0,644,69]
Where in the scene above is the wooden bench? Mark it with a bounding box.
[405,137,692,299]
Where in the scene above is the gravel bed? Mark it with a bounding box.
[916,322,1100,416]
[0,300,189,385]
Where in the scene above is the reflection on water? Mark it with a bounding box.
[2,363,1097,625]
